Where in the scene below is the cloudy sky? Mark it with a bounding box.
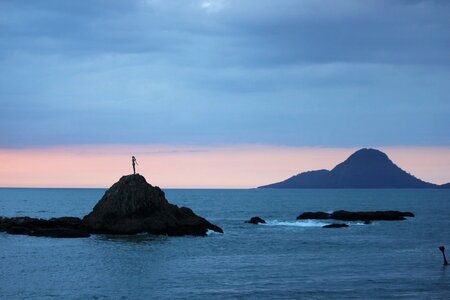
[0,0,449,187]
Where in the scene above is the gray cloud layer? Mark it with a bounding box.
[1,0,449,147]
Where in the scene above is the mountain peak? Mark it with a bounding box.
[346,148,390,163]
[331,148,393,173]
[259,148,438,189]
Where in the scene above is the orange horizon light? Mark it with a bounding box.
[0,145,449,188]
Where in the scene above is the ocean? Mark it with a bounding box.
[1,188,449,299]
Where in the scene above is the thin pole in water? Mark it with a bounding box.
[439,246,449,266]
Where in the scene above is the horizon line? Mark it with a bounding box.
[1,144,449,188]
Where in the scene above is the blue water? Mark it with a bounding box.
[1,188,450,299]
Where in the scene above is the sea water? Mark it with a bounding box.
[1,188,449,299]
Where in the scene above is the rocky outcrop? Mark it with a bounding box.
[0,216,90,238]
[322,223,349,228]
[245,216,266,224]
[297,210,414,221]
[82,174,223,236]
[1,174,223,238]
[296,212,330,220]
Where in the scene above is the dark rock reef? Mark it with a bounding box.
[297,210,414,222]
[0,216,90,238]
[1,174,223,238]
[82,174,223,236]
[245,216,266,224]
[322,223,349,228]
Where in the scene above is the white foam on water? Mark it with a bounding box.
[206,229,220,235]
[353,222,368,226]
[263,219,329,227]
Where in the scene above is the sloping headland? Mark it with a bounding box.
[259,148,450,189]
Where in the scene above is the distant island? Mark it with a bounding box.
[259,148,450,189]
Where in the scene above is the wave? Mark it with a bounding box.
[206,229,221,235]
[263,220,368,227]
[263,220,329,227]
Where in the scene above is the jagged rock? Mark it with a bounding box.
[322,223,349,228]
[332,210,414,221]
[1,174,223,238]
[296,210,414,221]
[49,217,86,229]
[6,226,31,235]
[82,174,223,236]
[245,216,266,224]
[296,212,330,220]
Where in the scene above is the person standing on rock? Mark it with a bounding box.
[132,156,138,175]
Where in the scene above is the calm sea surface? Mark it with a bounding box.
[1,188,450,299]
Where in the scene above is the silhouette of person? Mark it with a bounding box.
[132,156,138,175]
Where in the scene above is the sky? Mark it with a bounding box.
[0,0,449,187]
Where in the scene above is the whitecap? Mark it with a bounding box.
[263,219,329,227]
[206,229,221,235]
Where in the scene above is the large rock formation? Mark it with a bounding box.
[259,148,440,189]
[1,174,223,238]
[82,174,223,236]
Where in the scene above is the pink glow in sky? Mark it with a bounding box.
[0,145,449,188]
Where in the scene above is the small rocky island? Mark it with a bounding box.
[0,174,223,238]
[245,216,266,224]
[297,210,414,221]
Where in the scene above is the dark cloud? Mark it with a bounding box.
[0,0,449,147]
[2,0,449,64]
